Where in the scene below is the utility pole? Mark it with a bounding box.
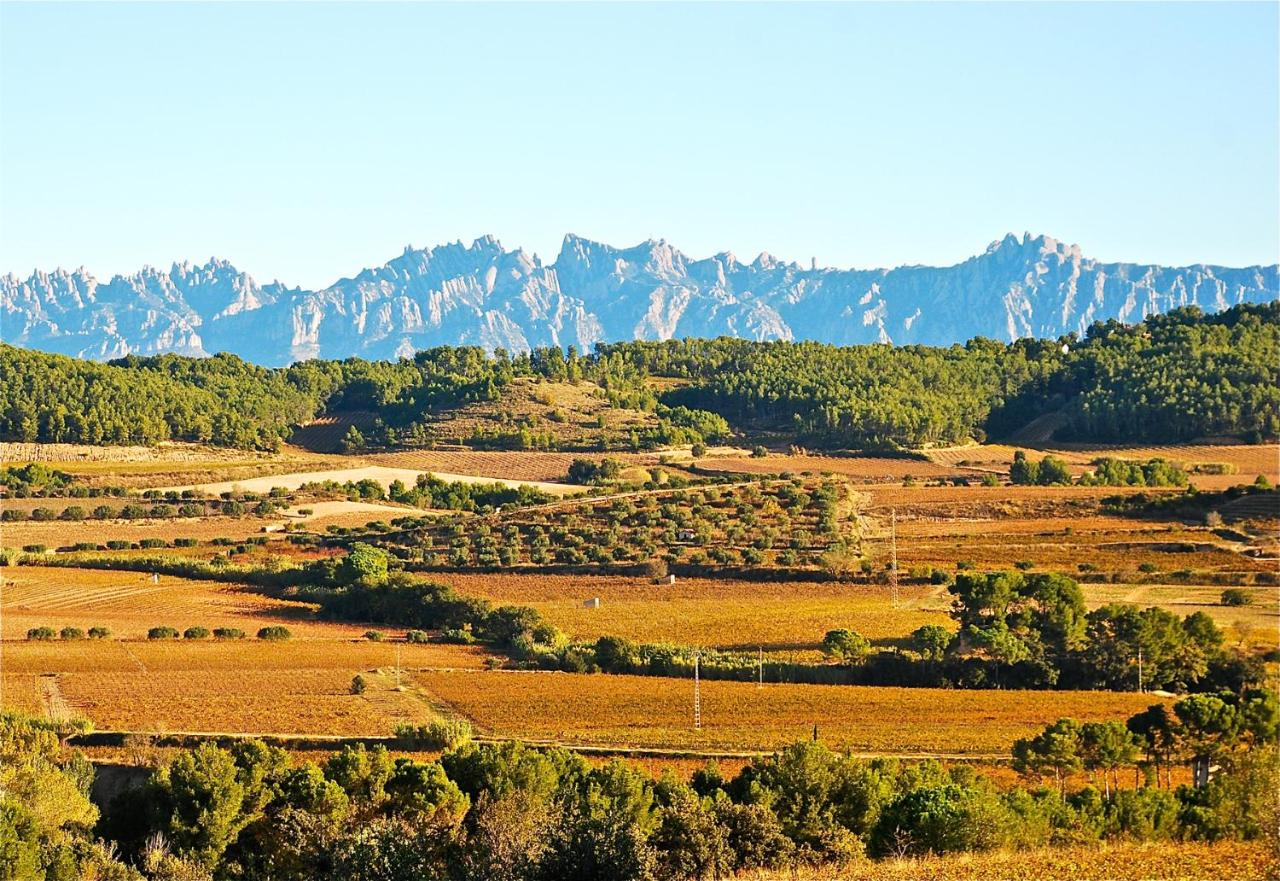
[693,653,701,730]
[889,508,899,609]
[1137,647,1143,694]
[758,647,763,689]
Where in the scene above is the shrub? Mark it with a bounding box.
[22,544,47,554]
[59,506,85,521]
[59,626,85,640]
[434,628,473,645]
[92,505,114,519]
[106,540,130,550]
[364,630,385,642]
[691,442,706,458]
[213,627,246,640]
[0,509,28,522]
[139,538,167,549]
[1138,562,1159,573]
[257,625,292,641]
[183,626,211,640]
[173,538,198,548]
[394,718,472,750]
[30,507,56,521]
[88,626,111,639]
[750,445,768,458]
[1221,588,1253,607]
[406,629,433,644]
[148,626,180,640]
[71,542,98,552]
[27,627,56,641]
[351,675,367,695]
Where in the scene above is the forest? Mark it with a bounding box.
[0,303,1275,450]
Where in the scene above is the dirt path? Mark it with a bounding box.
[38,674,71,723]
[156,466,581,497]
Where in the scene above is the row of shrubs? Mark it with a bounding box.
[25,625,292,641]
[1,499,281,522]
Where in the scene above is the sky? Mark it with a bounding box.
[1,2,1277,289]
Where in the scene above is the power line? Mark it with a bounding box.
[693,653,701,731]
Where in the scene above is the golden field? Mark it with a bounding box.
[432,572,950,656]
[412,670,1165,755]
[744,840,1276,881]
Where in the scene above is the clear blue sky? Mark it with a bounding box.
[2,2,1277,288]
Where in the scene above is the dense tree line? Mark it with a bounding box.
[3,304,1275,450]
[4,691,1274,881]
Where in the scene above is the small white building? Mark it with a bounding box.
[583,597,601,609]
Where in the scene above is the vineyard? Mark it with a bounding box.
[435,572,950,656]
[412,670,1164,755]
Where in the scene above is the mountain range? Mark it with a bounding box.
[3,233,1276,366]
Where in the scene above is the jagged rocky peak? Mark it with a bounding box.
[3,233,1275,364]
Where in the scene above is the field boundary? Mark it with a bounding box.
[67,728,1011,762]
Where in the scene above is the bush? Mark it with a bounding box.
[106,540,130,551]
[691,442,706,458]
[350,674,367,695]
[173,538,198,548]
[30,507,56,521]
[1221,588,1253,607]
[820,628,870,664]
[213,627,246,640]
[88,626,111,639]
[394,718,472,750]
[59,506,85,521]
[405,629,432,644]
[257,625,292,641]
[139,538,167,550]
[27,626,56,641]
[433,628,472,645]
[148,626,180,640]
[364,630,385,642]
[22,544,47,554]
[59,626,85,640]
[0,509,28,522]
[183,626,211,640]
[751,445,768,458]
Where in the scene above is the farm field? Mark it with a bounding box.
[435,572,950,656]
[366,449,670,482]
[696,454,962,480]
[926,442,1280,487]
[155,464,582,496]
[768,840,1277,881]
[413,670,1165,755]
[0,565,365,639]
[2,638,493,735]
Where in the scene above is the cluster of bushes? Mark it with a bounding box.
[388,473,553,512]
[1008,451,1073,485]
[7,689,1262,881]
[1080,457,1189,487]
[145,626,276,641]
[26,625,110,640]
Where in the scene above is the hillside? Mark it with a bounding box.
[3,232,1276,364]
[1,303,1276,451]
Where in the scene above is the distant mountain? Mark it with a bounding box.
[3,233,1275,366]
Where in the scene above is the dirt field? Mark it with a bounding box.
[366,450,668,482]
[698,454,962,480]
[414,670,1165,755]
[155,465,582,496]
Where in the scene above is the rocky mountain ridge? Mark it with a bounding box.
[3,233,1275,365]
